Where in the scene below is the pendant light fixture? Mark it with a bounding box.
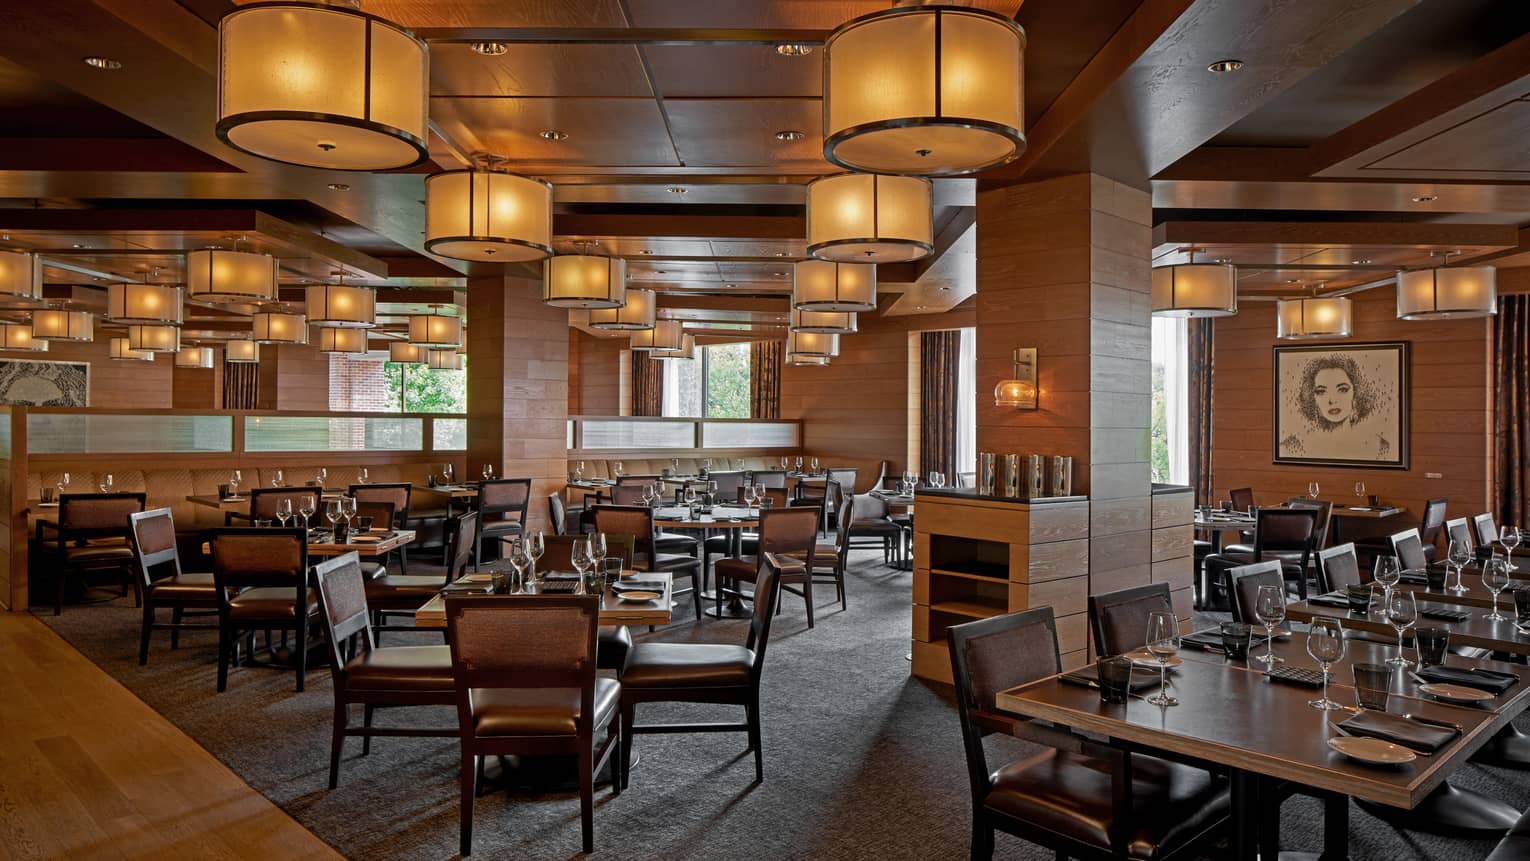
[543,248,625,309]
[1276,287,1353,340]
[822,5,1026,176]
[216,1,429,170]
[785,330,839,359]
[407,311,463,348]
[175,346,215,369]
[786,353,829,367]
[650,334,696,361]
[186,248,278,304]
[793,260,876,312]
[127,324,180,353]
[252,310,308,344]
[806,173,933,262]
[426,347,463,370]
[0,323,46,352]
[589,287,656,331]
[389,341,425,363]
[31,309,93,342]
[790,308,857,335]
[1396,254,1497,319]
[1151,250,1237,318]
[318,327,368,353]
[106,281,182,324]
[629,319,683,352]
[0,250,42,301]
[306,275,376,328]
[109,337,154,361]
[225,339,260,363]
[425,154,553,262]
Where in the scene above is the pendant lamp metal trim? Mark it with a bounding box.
[1395,264,1497,320]
[424,166,553,263]
[543,254,626,309]
[792,259,877,312]
[186,249,279,303]
[806,173,933,263]
[790,307,858,335]
[1150,261,1238,318]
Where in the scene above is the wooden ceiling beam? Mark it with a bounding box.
[1153,220,1520,250]
[554,213,802,240]
[415,28,830,46]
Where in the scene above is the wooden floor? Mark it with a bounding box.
[0,611,343,861]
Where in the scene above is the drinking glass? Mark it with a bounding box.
[99,474,113,493]
[1220,621,1252,660]
[315,467,327,486]
[811,457,820,473]
[703,458,712,472]
[505,546,530,594]
[707,480,719,503]
[1383,590,1415,667]
[274,498,292,527]
[1305,618,1346,710]
[1144,611,1180,707]
[1307,481,1320,499]
[340,496,356,527]
[299,497,316,530]
[1354,481,1366,501]
[1254,585,1287,666]
[1483,555,1511,621]
[482,463,493,480]
[271,469,284,487]
[324,499,342,530]
[1501,526,1522,572]
[1373,556,1401,602]
[602,557,623,591]
[641,484,654,506]
[929,472,946,489]
[780,456,789,470]
[754,483,766,507]
[1447,538,1473,595]
[671,458,680,474]
[795,456,803,471]
[1353,663,1392,711]
[229,470,241,496]
[614,461,624,478]
[357,467,368,485]
[57,472,70,497]
[592,532,607,563]
[1415,627,1450,668]
[575,461,585,481]
[743,484,758,511]
[1096,656,1134,705]
[444,463,454,483]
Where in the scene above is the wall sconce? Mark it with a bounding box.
[994,348,1038,409]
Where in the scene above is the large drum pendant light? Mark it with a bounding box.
[389,341,425,364]
[793,260,876,312]
[186,249,278,304]
[216,2,429,170]
[1151,262,1237,318]
[407,313,462,348]
[651,334,696,361]
[318,327,368,353]
[1276,295,1353,340]
[0,324,46,352]
[175,346,216,369]
[786,330,839,359]
[253,311,308,344]
[823,5,1026,176]
[786,353,829,367]
[629,319,683,352]
[1396,264,1497,320]
[543,254,625,309]
[589,287,656,331]
[31,309,93,342]
[0,251,42,301]
[425,161,553,263]
[426,348,463,370]
[106,282,182,324]
[807,173,932,262]
[225,339,261,363]
[790,308,857,335]
[127,324,180,353]
[109,337,154,361]
[305,282,376,328]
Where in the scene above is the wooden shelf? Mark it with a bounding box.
[930,599,1006,619]
[930,564,1008,583]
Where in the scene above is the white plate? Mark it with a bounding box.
[617,591,660,603]
[1126,650,1182,670]
[1418,683,1495,704]
[1327,736,1416,765]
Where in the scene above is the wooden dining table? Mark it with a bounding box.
[1287,595,1530,658]
[414,570,674,628]
[200,528,415,559]
[652,505,759,618]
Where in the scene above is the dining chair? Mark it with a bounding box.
[1444,517,1474,556]
[366,511,477,643]
[446,594,619,856]
[1204,508,1317,601]
[38,492,146,615]
[313,552,455,790]
[1285,497,1333,550]
[351,500,395,579]
[749,469,788,489]
[847,490,904,564]
[1358,497,1448,564]
[237,487,321,526]
[804,491,853,610]
[619,566,783,787]
[1229,487,1255,511]
[472,478,530,569]
[716,506,819,626]
[1087,582,1172,657]
[608,483,647,505]
[1473,512,1501,557]
[128,507,218,665]
[708,470,747,502]
[591,505,702,619]
[1316,543,1363,591]
[1486,807,1530,861]
[209,527,313,692]
[547,493,569,535]
[1389,528,1429,571]
[351,482,412,574]
[1227,560,1285,625]
[948,606,1229,860]
[531,533,635,674]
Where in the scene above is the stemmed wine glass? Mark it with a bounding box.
[57,472,70,498]
[229,470,242,497]
[929,472,946,489]
[324,499,342,532]
[1483,555,1511,621]
[671,457,681,474]
[810,457,820,473]
[505,542,531,593]
[592,531,607,565]
[98,473,113,494]
[1384,590,1416,666]
[1372,556,1401,603]
[1144,610,1180,707]
[1500,526,1521,572]
[274,498,292,528]
[575,461,585,482]
[571,536,593,590]
[340,496,356,529]
[271,469,284,488]
[315,467,327,486]
[1354,481,1366,502]
[1254,585,1287,667]
[299,496,316,530]
[640,483,655,507]
[1306,618,1346,710]
[743,483,758,512]
[482,463,494,481]
[780,456,789,470]
[794,456,803,472]
[1307,481,1320,499]
[1447,537,1473,595]
[613,461,624,479]
[356,467,368,485]
[527,530,545,583]
[754,483,767,508]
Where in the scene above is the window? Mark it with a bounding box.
[328,353,466,414]
[957,327,976,479]
[661,343,751,418]
[1150,316,1189,484]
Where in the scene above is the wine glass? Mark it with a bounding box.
[315,467,327,487]
[780,456,789,470]
[613,461,624,479]
[324,499,342,531]
[527,530,545,582]
[1254,585,1287,667]
[640,483,654,506]
[356,467,368,485]
[340,495,356,527]
[702,457,712,472]
[1144,610,1180,707]
[482,463,494,480]
[505,543,531,594]
[683,486,698,515]
[299,497,316,530]
[57,472,70,498]
[1482,555,1511,621]
[575,461,585,481]
[1500,526,1521,572]
[794,456,803,472]
[274,498,292,527]
[1384,590,1416,666]
[754,483,767,508]
[1354,481,1366,502]
[743,483,758,511]
[1305,618,1346,710]
[571,536,593,584]
[1372,555,1401,600]
[1447,538,1473,595]
[810,457,819,473]
[271,469,284,488]
[229,470,242,496]
[98,473,113,493]
[1307,481,1320,499]
[671,457,680,474]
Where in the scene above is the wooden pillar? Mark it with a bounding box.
[172,363,223,409]
[466,273,569,534]
[255,343,329,410]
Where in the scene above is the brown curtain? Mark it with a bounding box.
[630,349,663,417]
[223,362,259,410]
[1187,318,1215,506]
[750,340,783,418]
[920,330,960,480]
[1495,296,1529,527]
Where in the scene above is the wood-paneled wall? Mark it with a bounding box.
[570,330,623,415]
[258,343,330,411]
[1210,289,1492,524]
[172,362,222,409]
[1,334,173,409]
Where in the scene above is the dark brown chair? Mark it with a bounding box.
[210,527,313,692]
[749,469,788,489]
[592,505,701,619]
[805,490,853,610]
[1389,528,1429,571]
[37,492,146,615]
[548,493,570,536]
[620,566,783,787]
[949,606,1229,860]
[1286,497,1334,550]
[351,499,394,579]
[1444,517,1474,556]
[1317,543,1363,590]
[1087,582,1172,657]
[534,533,635,674]
[128,507,218,665]
[707,470,747,502]
[1487,806,1530,861]
[847,490,903,564]
[367,512,477,642]
[1358,497,1447,564]
[715,506,819,626]
[1229,487,1255,511]
[235,487,321,526]
[608,483,647,505]
[313,552,455,789]
[472,478,530,569]
[1227,560,1285,625]
[795,467,857,532]
[446,594,620,856]
[1204,508,1317,600]
[351,482,412,574]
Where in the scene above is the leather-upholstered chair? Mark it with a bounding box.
[446,594,620,856]
[1317,543,1362,591]
[367,512,477,643]
[749,469,788,489]
[313,552,455,789]
[804,492,853,611]
[1389,528,1429,571]
[716,506,819,626]
[351,500,394,579]
[592,505,701,620]
[1444,517,1475,558]
[548,493,570,536]
[1227,561,1285,625]
[38,492,146,615]
[1474,512,1500,553]
[1486,805,1530,861]
[128,507,217,665]
[1357,497,1447,566]
[351,482,412,574]
[210,527,313,692]
[708,470,747,503]
[533,533,635,674]
[1229,487,1255,511]
[949,606,1229,860]
[620,566,783,787]
[1203,508,1317,602]
[847,490,904,564]
[1088,582,1172,657]
[234,487,321,527]
[472,478,530,568]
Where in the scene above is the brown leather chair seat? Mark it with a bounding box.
[62,544,134,563]
[364,574,444,598]
[598,626,633,673]
[713,557,754,581]
[621,643,753,688]
[149,571,217,601]
[1486,804,1530,861]
[472,678,620,737]
[360,561,388,579]
[228,587,318,619]
[343,644,454,692]
[985,749,1229,861]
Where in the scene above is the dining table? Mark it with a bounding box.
[651,504,760,618]
[414,569,674,628]
[200,527,416,559]
[1192,509,1255,552]
[186,489,347,517]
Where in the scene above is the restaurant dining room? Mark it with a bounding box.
[6,1,1530,859]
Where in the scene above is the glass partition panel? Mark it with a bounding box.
[433,417,466,451]
[580,419,695,449]
[27,414,234,453]
[702,421,799,449]
[245,416,422,452]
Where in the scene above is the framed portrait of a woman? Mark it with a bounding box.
[1273,342,1408,469]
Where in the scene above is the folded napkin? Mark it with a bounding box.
[1397,571,1429,585]
[1180,630,1227,651]
[1415,665,1517,694]
[1419,607,1470,622]
[1309,593,1354,608]
[1338,710,1459,754]
[613,580,666,592]
[1059,666,1162,693]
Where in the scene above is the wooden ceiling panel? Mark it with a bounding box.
[624,1,1018,28]
[715,262,794,283]
[555,183,806,205]
[431,43,652,97]
[707,240,805,259]
[360,0,629,28]
[643,45,822,97]
[552,237,714,257]
[1366,97,1530,178]
[664,99,825,168]
[628,260,722,281]
[429,97,679,167]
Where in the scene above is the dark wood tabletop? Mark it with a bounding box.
[1287,597,1530,657]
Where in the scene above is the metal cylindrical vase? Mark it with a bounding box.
[1002,454,1022,498]
[978,452,997,495]
[1050,456,1073,497]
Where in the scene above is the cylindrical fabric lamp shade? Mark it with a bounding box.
[389,341,426,363]
[252,311,307,344]
[305,284,376,328]
[31,309,93,341]
[225,339,260,363]
[0,251,42,301]
[790,308,857,335]
[589,288,656,331]
[1276,296,1354,340]
[1396,266,1497,319]
[786,353,829,367]
[629,319,683,352]
[807,173,933,262]
[651,334,695,360]
[426,348,463,370]
[425,170,553,262]
[786,330,839,358]
[544,255,626,309]
[318,327,368,353]
[109,337,153,361]
[186,250,278,303]
[127,324,180,353]
[216,3,428,170]
[793,260,876,312]
[106,283,182,324]
[175,346,215,369]
[823,6,1025,176]
[0,324,46,352]
[407,314,462,348]
[1151,264,1237,317]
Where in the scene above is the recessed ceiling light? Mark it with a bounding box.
[666,186,687,194]
[916,305,927,310]
[1207,59,1244,73]
[772,272,788,277]
[774,130,806,142]
[776,44,813,56]
[1351,258,1373,265]
[83,56,122,70]
[725,283,736,288]
[1412,194,1438,203]
[939,285,951,291]
[539,129,568,141]
[472,42,507,56]
[327,183,350,191]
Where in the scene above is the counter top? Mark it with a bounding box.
[915,487,1086,504]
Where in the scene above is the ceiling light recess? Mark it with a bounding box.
[793,260,876,312]
[807,173,932,262]
[425,156,553,263]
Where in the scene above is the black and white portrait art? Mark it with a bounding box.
[0,359,89,406]
[1274,342,1407,469]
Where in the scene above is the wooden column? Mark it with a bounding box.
[172,363,223,409]
[255,343,329,410]
[466,274,568,534]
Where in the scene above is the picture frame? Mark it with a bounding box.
[0,358,89,407]
[1272,341,1408,469]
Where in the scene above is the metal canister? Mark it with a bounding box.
[978,452,997,495]
[1050,455,1073,496]
[1023,454,1045,499]
[1002,454,1022,498]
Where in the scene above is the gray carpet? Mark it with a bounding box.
[34,553,1526,860]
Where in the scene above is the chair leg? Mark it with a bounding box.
[836,563,847,609]
[747,690,764,783]
[170,606,185,650]
[399,545,409,576]
[55,567,66,616]
[294,628,307,693]
[579,737,595,854]
[691,569,702,620]
[803,578,815,629]
[362,705,375,755]
[329,703,347,789]
[620,703,635,790]
[970,819,994,861]
[138,603,154,666]
[609,717,622,797]
[216,623,231,693]
[460,752,476,857]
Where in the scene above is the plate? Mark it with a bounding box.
[1125,650,1182,670]
[1419,683,1495,704]
[617,590,660,603]
[1327,736,1416,765]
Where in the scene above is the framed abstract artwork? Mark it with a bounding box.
[0,359,89,407]
[1273,342,1408,469]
